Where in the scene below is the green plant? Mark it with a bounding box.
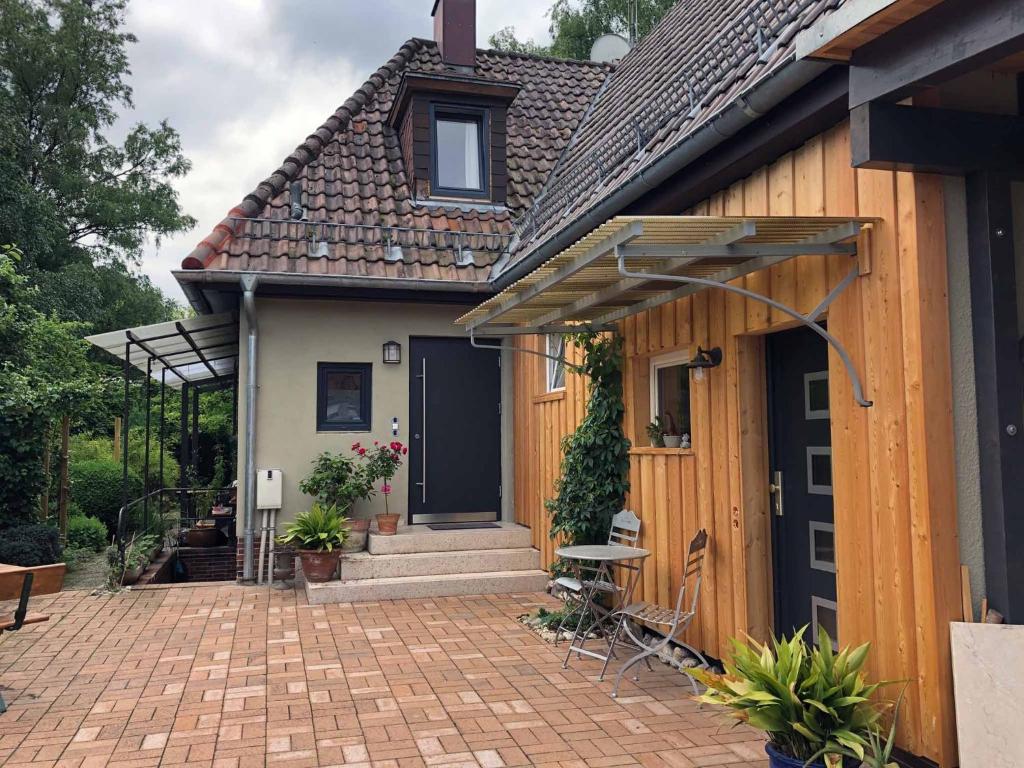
[546,334,631,553]
[0,521,62,566]
[299,451,373,511]
[646,416,665,447]
[277,503,350,552]
[67,514,108,551]
[62,546,92,572]
[356,441,406,515]
[692,628,888,763]
[69,458,143,533]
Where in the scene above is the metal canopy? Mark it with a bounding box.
[458,215,876,406]
[86,312,238,389]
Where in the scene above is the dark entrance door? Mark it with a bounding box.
[767,325,837,646]
[408,337,501,525]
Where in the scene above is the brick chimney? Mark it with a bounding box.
[432,0,476,70]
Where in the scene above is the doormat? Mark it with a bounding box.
[426,522,501,530]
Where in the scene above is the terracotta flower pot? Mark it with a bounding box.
[375,513,400,535]
[298,549,341,582]
[343,518,370,552]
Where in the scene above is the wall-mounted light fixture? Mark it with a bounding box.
[686,346,722,382]
[382,340,401,364]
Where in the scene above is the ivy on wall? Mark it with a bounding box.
[545,333,632,552]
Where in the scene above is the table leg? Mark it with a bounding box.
[562,561,604,668]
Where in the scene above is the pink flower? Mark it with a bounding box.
[381,483,391,495]
[358,448,366,456]
[402,447,408,455]
[351,441,360,450]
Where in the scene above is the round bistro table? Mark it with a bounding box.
[555,544,650,668]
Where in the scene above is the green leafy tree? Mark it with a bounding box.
[0,0,195,273]
[545,334,631,554]
[489,0,676,61]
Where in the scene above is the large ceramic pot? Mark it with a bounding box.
[375,513,400,536]
[343,518,370,552]
[765,744,860,768]
[298,549,341,582]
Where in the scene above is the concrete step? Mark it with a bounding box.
[305,569,551,604]
[367,522,533,555]
[340,547,540,580]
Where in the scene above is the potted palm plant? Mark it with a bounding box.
[277,503,349,582]
[692,628,892,768]
[299,450,373,552]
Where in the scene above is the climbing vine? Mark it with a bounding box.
[545,333,631,551]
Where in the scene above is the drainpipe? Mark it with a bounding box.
[240,274,259,583]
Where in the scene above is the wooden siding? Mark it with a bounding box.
[511,120,961,765]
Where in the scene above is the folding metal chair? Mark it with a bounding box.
[553,509,642,643]
[601,528,709,697]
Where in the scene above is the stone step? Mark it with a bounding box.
[305,569,551,604]
[367,523,533,555]
[340,548,540,580]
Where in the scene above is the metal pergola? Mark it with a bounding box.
[86,313,240,534]
[460,215,876,406]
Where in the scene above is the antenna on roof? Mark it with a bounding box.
[289,181,305,220]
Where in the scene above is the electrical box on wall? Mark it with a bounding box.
[256,469,282,509]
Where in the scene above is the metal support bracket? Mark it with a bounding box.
[616,249,872,407]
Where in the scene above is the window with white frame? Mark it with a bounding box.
[650,350,691,445]
[546,334,566,391]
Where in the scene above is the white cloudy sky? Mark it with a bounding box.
[120,0,554,301]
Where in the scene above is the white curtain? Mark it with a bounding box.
[461,120,480,189]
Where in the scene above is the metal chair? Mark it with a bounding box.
[601,528,709,697]
[553,509,642,644]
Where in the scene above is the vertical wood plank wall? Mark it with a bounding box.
[510,120,962,765]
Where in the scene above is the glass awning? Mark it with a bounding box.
[459,215,875,406]
[86,312,238,389]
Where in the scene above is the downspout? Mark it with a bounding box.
[240,274,259,583]
[492,58,833,290]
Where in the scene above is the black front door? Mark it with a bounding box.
[408,337,501,524]
[767,326,837,646]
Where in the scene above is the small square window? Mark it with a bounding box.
[317,363,371,431]
[811,596,839,650]
[804,371,829,419]
[808,521,836,573]
[432,105,487,198]
[546,335,566,392]
[807,446,833,495]
[650,351,692,445]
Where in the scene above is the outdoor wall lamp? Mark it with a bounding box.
[686,346,722,382]
[382,340,401,364]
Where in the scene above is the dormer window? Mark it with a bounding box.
[432,105,488,198]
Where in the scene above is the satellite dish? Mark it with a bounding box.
[589,33,631,63]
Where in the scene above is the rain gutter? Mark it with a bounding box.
[492,57,832,291]
[240,274,258,583]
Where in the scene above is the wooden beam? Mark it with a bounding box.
[851,102,1024,174]
[849,0,1024,107]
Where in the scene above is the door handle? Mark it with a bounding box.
[768,470,783,517]
[414,357,426,504]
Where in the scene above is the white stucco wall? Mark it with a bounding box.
[236,297,496,524]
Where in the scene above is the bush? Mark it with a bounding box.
[67,514,108,552]
[69,458,142,533]
[0,522,62,566]
[62,546,93,572]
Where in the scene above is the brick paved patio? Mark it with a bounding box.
[0,585,767,767]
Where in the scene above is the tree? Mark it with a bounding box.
[0,0,195,273]
[488,0,676,61]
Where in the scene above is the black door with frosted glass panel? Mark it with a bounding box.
[767,326,837,646]
[408,337,501,525]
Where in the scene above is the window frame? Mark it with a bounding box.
[429,103,489,200]
[649,349,691,422]
[316,362,372,432]
[546,334,566,392]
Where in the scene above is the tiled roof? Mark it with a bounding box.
[504,0,842,273]
[181,39,610,283]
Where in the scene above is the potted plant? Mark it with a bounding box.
[360,441,406,535]
[299,450,373,552]
[277,503,349,582]
[662,413,682,448]
[692,627,891,768]
[646,417,666,447]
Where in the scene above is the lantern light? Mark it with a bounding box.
[382,340,401,364]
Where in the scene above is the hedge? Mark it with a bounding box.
[67,514,109,552]
[0,522,62,566]
[69,458,143,533]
